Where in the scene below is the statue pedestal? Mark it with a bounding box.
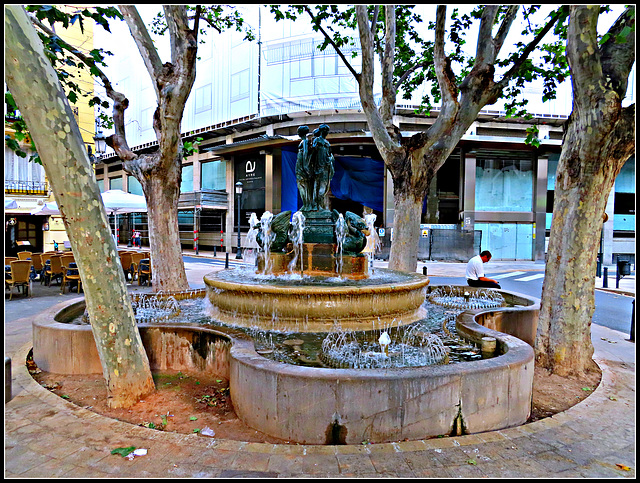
[301,209,335,244]
[257,243,368,279]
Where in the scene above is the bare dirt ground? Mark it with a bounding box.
[27,354,601,444]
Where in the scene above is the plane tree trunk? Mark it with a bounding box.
[104,5,201,292]
[5,5,155,408]
[535,5,635,375]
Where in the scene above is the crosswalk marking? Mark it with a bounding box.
[184,259,248,270]
[492,271,527,279]
[514,273,545,282]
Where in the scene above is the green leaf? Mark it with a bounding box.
[111,446,136,457]
[193,428,201,433]
[467,459,477,465]
[581,387,592,392]
[190,416,198,421]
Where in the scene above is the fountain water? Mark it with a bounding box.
[288,211,305,274]
[243,212,261,267]
[334,213,347,276]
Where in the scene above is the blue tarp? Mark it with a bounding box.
[281,147,385,213]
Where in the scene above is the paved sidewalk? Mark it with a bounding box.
[4,251,636,477]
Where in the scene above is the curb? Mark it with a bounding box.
[5,338,612,452]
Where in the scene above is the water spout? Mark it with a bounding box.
[288,211,305,275]
[335,213,347,276]
[258,211,275,274]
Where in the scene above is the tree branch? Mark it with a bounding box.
[566,5,602,107]
[394,60,430,90]
[191,5,202,35]
[303,6,360,80]
[379,5,397,123]
[474,6,499,66]
[492,5,519,55]
[494,8,560,92]
[370,5,379,34]
[434,5,459,110]
[355,5,402,159]
[600,6,635,98]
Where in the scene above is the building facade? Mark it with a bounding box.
[83,6,633,263]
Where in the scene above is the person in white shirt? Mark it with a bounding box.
[466,250,500,288]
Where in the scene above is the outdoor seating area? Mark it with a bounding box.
[5,246,153,301]
[117,249,151,285]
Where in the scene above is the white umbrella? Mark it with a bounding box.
[100,190,147,215]
[29,190,148,243]
[5,198,18,209]
[100,190,147,243]
[30,201,60,215]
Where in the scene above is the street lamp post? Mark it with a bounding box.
[93,129,107,157]
[235,181,243,259]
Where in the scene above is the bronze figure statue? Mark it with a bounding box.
[296,123,334,212]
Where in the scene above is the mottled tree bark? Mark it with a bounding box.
[5,5,155,408]
[536,6,635,376]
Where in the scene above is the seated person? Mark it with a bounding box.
[466,250,501,289]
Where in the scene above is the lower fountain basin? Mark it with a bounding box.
[204,267,430,332]
[31,286,538,445]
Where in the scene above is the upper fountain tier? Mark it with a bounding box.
[251,124,374,279]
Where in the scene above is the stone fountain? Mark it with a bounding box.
[204,124,430,332]
[32,124,538,445]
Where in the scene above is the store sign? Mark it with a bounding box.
[235,156,265,191]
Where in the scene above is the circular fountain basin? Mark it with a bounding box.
[30,286,539,445]
[204,267,430,332]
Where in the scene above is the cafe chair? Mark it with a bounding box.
[130,252,147,282]
[6,260,31,300]
[45,255,64,286]
[138,258,152,286]
[61,255,82,294]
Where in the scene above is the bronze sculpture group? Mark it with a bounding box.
[254,123,369,257]
[296,123,335,212]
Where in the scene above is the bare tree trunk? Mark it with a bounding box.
[142,171,189,291]
[388,192,423,271]
[535,5,635,376]
[103,5,199,292]
[5,5,155,408]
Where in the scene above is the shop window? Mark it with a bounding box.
[475,222,533,260]
[110,177,122,191]
[475,158,533,212]
[128,175,143,196]
[181,164,194,193]
[202,160,226,191]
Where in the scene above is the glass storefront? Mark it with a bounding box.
[474,222,534,260]
[475,157,534,212]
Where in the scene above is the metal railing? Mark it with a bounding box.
[5,179,48,195]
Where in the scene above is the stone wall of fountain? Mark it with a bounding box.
[31,287,539,444]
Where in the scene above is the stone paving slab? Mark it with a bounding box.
[5,335,635,478]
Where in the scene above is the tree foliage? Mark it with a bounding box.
[270,5,570,271]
